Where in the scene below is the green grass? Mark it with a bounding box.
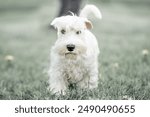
[0,0,150,100]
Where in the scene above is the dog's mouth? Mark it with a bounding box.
[65,52,76,55]
[65,52,77,60]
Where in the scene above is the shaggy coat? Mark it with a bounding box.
[49,5,102,94]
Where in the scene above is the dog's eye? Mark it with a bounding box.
[61,29,66,34]
[76,31,81,35]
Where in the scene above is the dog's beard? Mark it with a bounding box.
[65,52,77,60]
[54,44,87,60]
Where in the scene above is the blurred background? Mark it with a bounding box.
[0,0,150,99]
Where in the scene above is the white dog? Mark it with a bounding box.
[49,5,102,94]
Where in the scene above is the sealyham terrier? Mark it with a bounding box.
[48,4,102,94]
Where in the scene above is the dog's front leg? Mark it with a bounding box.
[89,74,98,89]
[48,69,67,95]
[88,63,99,89]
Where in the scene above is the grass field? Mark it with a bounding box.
[0,0,150,100]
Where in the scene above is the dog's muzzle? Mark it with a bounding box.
[65,44,77,60]
[65,52,77,60]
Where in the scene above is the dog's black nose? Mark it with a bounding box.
[66,44,75,51]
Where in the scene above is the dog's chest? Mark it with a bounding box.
[62,60,88,84]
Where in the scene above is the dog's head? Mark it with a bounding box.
[51,15,93,60]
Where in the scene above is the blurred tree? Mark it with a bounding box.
[58,0,82,16]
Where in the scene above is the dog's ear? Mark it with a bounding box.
[51,18,59,29]
[85,20,93,30]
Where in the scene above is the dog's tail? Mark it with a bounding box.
[79,4,102,19]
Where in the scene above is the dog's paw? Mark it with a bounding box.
[47,86,66,95]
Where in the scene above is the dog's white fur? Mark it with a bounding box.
[49,4,102,94]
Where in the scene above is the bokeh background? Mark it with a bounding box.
[0,0,150,99]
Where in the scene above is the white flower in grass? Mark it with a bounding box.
[122,95,128,100]
[142,49,149,56]
[122,95,132,100]
[4,55,14,62]
[113,62,119,68]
